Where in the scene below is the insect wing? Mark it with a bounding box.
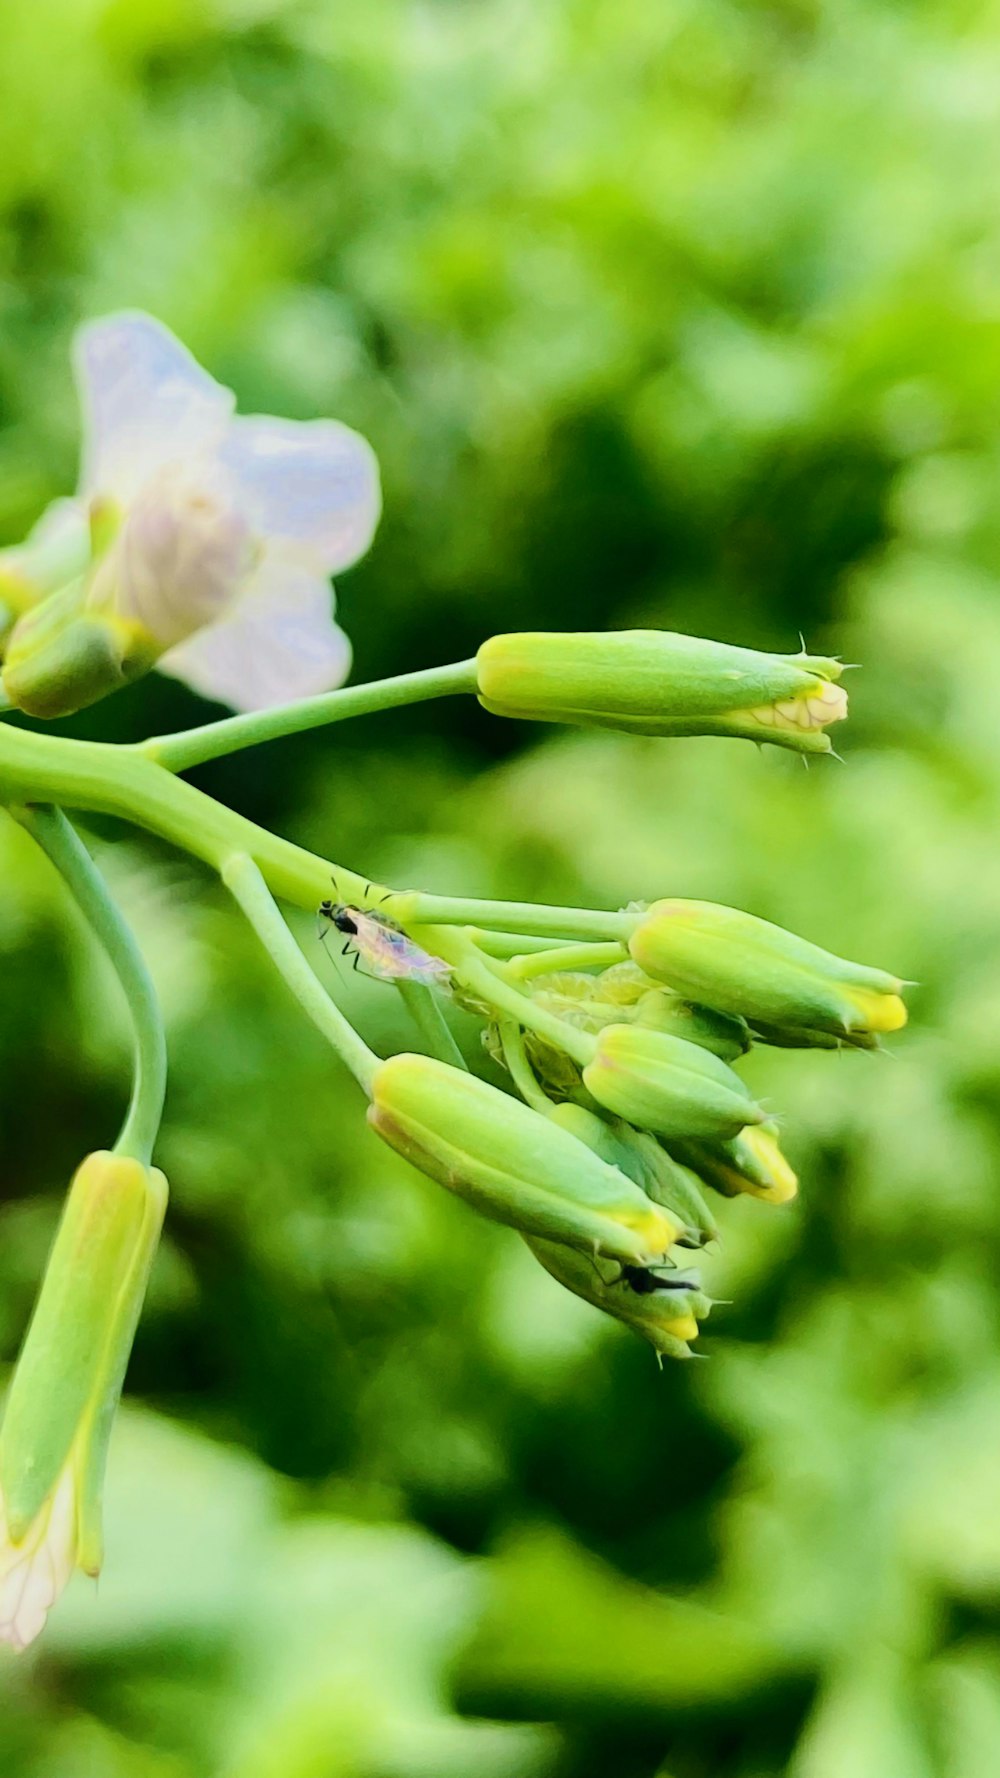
[351,913,452,990]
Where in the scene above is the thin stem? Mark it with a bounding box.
[223,852,379,1095]
[143,659,480,774]
[416,927,594,1066]
[16,804,166,1164]
[508,940,628,980]
[390,890,633,945]
[498,1020,552,1114]
[396,980,468,1070]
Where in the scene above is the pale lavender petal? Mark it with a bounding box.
[219,415,381,573]
[74,314,235,503]
[158,556,352,711]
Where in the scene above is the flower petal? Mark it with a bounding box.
[158,556,352,711]
[74,314,235,504]
[0,1468,78,1652]
[219,415,381,573]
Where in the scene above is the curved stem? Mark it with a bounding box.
[143,659,479,774]
[15,804,166,1164]
[223,852,379,1095]
[396,980,468,1070]
[498,1020,552,1114]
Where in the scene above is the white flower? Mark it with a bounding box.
[71,312,381,711]
[0,1461,79,1651]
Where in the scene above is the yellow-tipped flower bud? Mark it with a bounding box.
[674,1125,798,1205]
[628,900,908,1040]
[369,1054,678,1263]
[581,1025,766,1141]
[527,1240,712,1359]
[476,630,847,754]
[0,1151,167,1649]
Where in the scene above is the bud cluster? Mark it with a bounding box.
[361,896,907,1361]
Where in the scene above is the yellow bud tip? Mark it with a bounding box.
[665,1314,700,1344]
[743,679,848,734]
[743,1128,799,1203]
[848,990,908,1034]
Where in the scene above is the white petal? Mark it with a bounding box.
[74,314,235,504]
[219,415,381,573]
[158,556,352,711]
[0,498,90,593]
[0,1469,78,1652]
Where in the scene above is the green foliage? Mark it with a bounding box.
[1,0,999,1772]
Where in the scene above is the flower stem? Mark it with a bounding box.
[508,940,628,980]
[142,659,480,773]
[498,1019,552,1113]
[417,927,594,1066]
[395,980,468,1070]
[390,890,632,944]
[15,804,166,1164]
[223,852,379,1095]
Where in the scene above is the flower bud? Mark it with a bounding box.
[369,1054,678,1263]
[0,1152,167,1649]
[674,1124,797,1204]
[581,1025,766,1141]
[545,1104,712,1246]
[2,589,156,719]
[476,630,847,754]
[628,900,907,1039]
[632,989,751,1061]
[527,1240,711,1359]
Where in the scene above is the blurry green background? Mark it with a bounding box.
[2,1,1000,1773]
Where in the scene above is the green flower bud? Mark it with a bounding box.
[2,584,156,719]
[546,1104,717,1247]
[581,1024,766,1141]
[527,1240,711,1359]
[628,900,908,1039]
[633,989,751,1060]
[674,1124,798,1205]
[476,630,847,754]
[0,1151,167,1649]
[369,1054,680,1263]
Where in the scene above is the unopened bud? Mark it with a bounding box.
[0,1151,167,1649]
[545,1103,708,1245]
[2,584,156,718]
[629,900,907,1040]
[369,1053,678,1264]
[476,630,847,754]
[674,1124,798,1205]
[581,1024,766,1141]
[527,1240,711,1358]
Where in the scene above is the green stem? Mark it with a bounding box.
[390,890,633,944]
[396,980,468,1070]
[509,940,628,980]
[417,927,594,1066]
[223,852,379,1095]
[15,804,166,1164]
[0,720,361,912]
[143,659,480,773]
[498,1020,552,1114]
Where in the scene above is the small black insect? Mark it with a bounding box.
[617,1264,694,1296]
[317,883,452,988]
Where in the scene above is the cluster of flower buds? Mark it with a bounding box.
[355,897,907,1360]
